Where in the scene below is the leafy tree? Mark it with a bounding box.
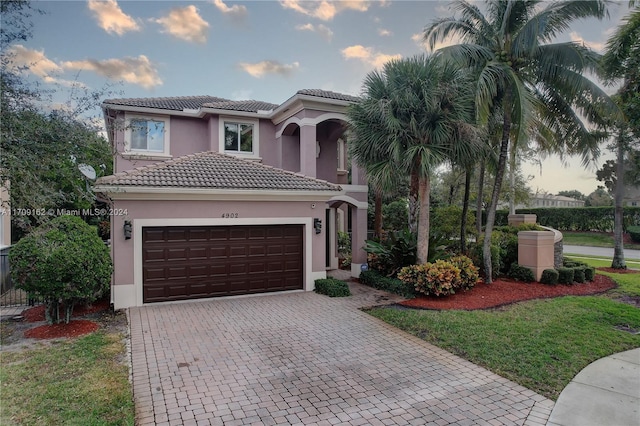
[1,0,115,238]
[557,190,586,201]
[9,215,112,324]
[424,0,614,281]
[349,54,479,263]
[585,186,613,207]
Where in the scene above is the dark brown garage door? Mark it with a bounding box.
[142,224,303,303]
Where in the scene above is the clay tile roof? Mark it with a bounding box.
[103,96,228,111]
[96,151,342,192]
[203,100,279,112]
[296,89,360,102]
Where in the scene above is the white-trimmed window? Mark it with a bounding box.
[125,114,170,157]
[219,117,259,158]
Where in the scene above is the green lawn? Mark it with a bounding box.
[366,269,640,401]
[0,331,135,426]
[562,232,640,250]
[564,254,640,270]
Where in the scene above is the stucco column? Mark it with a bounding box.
[299,125,317,177]
[518,231,555,281]
[350,207,368,278]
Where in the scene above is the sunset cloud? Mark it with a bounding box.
[341,44,400,68]
[154,5,209,43]
[237,60,300,78]
[5,45,62,82]
[295,23,333,41]
[87,0,140,36]
[211,0,248,22]
[378,28,392,37]
[569,31,605,52]
[62,55,162,89]
[280,0,373,21]
[412,32,464,52]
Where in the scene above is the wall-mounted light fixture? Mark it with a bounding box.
[123,220,132,240]
[314,218,322,234]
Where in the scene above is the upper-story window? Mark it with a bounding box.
[125,113,170,157]
[224,122,253,153]
[219,117,259,159]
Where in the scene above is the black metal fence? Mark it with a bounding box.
[1,246,36,307]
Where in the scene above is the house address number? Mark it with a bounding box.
[221,213,239,218]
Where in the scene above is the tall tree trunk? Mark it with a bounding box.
[483,101,511,283]
[408,171,419,233]
[612,130,627,269]
[374,189,383,239]
[416,175,431,264]
[509,147,517,215]
[460,166,472,254]
[476,162,485,236]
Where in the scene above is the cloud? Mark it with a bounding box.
[341,44,401,68]
[412,32,463,52]
[569,31,605,53]
[280,0,373,21]
[154,5,209,43]
[295,23,333,41]
[5,44,62,82]
[378,28,392,36]
[211,0,247,22]
[87,0,140,36]
[237,60,300,78]
[62,55,162,89]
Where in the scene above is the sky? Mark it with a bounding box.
[5,0,633,196]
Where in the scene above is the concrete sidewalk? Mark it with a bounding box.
[547,348,640,426]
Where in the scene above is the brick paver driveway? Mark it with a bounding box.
[128,284,554,426]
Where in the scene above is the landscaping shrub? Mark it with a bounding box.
[9,215,112,324]
[448,255,479,290]
[399,260,463,297]
[540,269,559,285]
[563,257,588,268]
[573,267,586,283]
[585,267,596,282]
[558,267,575,284]
[314,278,351,297]
[508,263,535,283]
[472,224,537,278]
[513,207,640,232]
[628,225,640,243]
[358,270,415,298]
[365,228,416,277]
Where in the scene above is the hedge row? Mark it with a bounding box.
[480,207,640,232]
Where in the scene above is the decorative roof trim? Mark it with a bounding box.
[93,185,343,201]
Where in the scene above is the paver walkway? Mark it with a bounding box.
[128,284,554,425]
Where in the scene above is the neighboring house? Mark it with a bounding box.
[525,193,585,208]
[95,90,368,309]
[624,184,640,207]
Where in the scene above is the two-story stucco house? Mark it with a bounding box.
[95,89,368,309]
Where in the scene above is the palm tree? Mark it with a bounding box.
[425,0,615,282]
[601,2,640,269]
[348,54,479,263]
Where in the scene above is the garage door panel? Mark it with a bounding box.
[143,224,303,303]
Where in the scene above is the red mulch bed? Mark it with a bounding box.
[22,298,110,323]
[399,274,618,311]
[20,299,109,339]
[24,320,99,339]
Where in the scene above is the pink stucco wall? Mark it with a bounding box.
[111,198,329,286]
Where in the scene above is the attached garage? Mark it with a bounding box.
[94,151,343,309]
[142,224,303,302]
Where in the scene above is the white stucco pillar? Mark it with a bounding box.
[299,125,317,177]
[350,207,368,278]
